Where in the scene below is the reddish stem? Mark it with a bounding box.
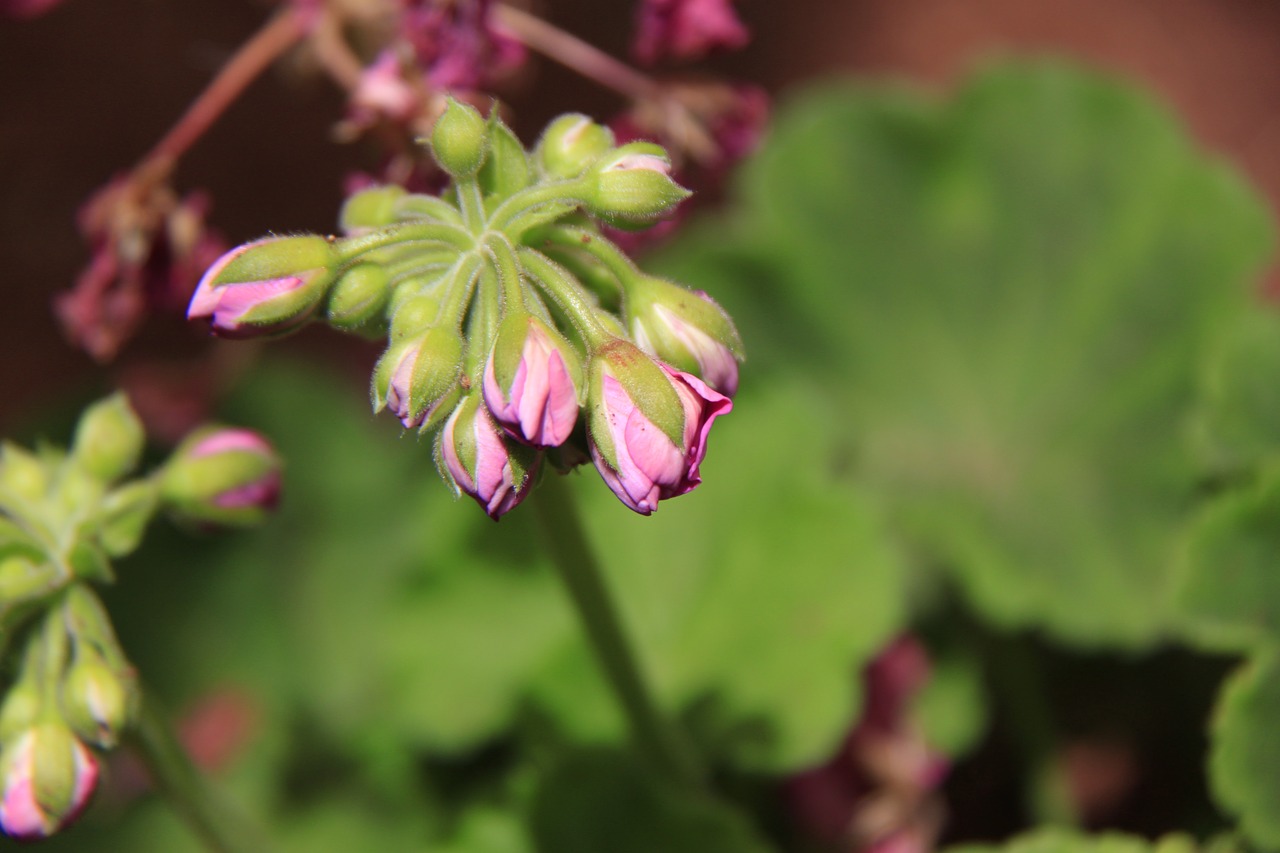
[138,7,308,179]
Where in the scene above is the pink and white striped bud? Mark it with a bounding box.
[188,235,338,338]
[160,428,281,528]
[372,327,464,430]
[439,395,539,520]
[626,276,743,396]
[0,724,98,840]
[483,315,583,447]
[587,340,731,514]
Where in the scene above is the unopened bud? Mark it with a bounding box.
[430,98,489,178]
[626,276,743,396]
[326,263,391,331]
[439,395,539,519]
[61,661,135,749]
[483,314,583,447]
[339,185,406,233]
[0,443,47,502]
[583,143,690,228]
[71,394,144,483]
[188,235,338,338]
[160,428,281,528]
[536,114,614,179]
[0,724,98,840]
[372,328,465,430]
[389,293,443,340]
[479,114,532,198]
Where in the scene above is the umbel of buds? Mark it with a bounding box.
[189,100,742,518]
[0,395,281,839]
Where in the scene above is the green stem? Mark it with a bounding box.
[129,695,273,853]
[517,248,612,349]
[535,224,639,286]
[456,178,487,234]
[531,473,702,788]
[335,223,474,262]
[487,179,589,232]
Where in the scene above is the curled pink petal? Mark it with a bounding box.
[483,322,580,447]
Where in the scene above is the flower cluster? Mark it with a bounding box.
[0,396,280,839]
[189,102,742,519]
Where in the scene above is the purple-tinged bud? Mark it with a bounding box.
[188,235,338,338]
[0,724,98,840]
[483,315,583,447]
[587,341,731,514]
[160,428,281,528]
[372,328,464,430]
[71,394,144,483]
[535,114,615,180]
[430,98,489,179]
[439,395,540,520]
[583,143,692,228]
[626,276,743,396]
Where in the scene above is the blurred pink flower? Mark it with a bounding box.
[631,0,749,65]
[1,0,65,19]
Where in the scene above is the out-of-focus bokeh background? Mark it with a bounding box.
[4,2,1280,852]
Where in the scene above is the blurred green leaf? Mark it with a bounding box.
[1176,465,1280,650]
[532,379,907,770]
[528,748,772,853]
[912,646,989,758]
[1193,307,1280,475]
[656,62,1275,647]
[1208,647,1280,849]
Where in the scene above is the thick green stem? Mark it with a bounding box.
[129,695,273,853]
[532,473,702,788]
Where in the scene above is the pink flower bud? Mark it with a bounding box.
[374,328,464,430]
[483,316,583,447]
[188,235,337,338]
[587,343,731,514]
[440,396,539,520]
[0,725,98,840]
[627,277,743,397]
[160,428,281,527]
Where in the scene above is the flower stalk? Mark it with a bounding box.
[531,472,703,789]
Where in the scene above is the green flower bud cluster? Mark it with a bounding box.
[192,100,743,518]
[0,396,282,835]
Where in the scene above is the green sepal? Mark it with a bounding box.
[66,540,112,583]
[339,185,407,233]
[28,722,86,822]
[479,112,532,200]
[71,394,144,484]
[60,658,137,749]
[327,263,392,331]
[389,293,444,341]
[95,479,159,558]
[408,327,465,418]
[214,234,337,286]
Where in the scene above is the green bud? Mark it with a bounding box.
[61,660,135,748]
[96,480,159,558]
[339,185,406,233]
[478,113,531,199]
[70,395,144,483]
[0,722,99,838]
[326,263,392,331]
[583,143,691,228]
[0,443,48,502]
[536,114,614,179]
[430,98,489,178]
[0,556,58,608]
